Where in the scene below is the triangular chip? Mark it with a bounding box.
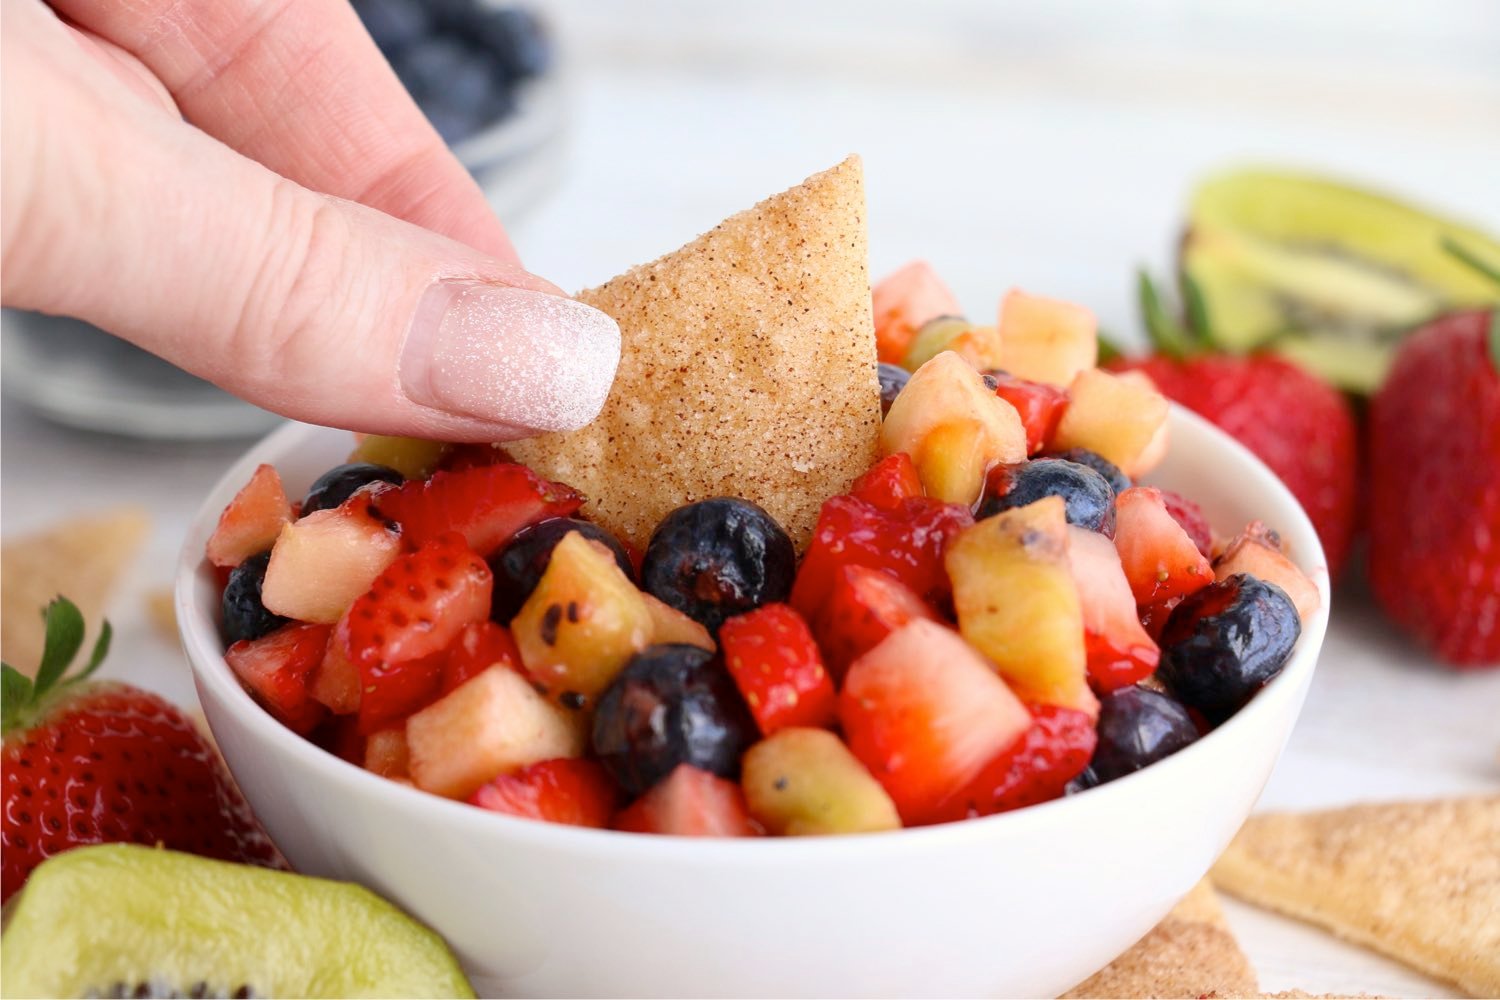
[1212,797,1500,998]
[509,157,880,550]
[1062,879,1258,998]
[2,508,150,672]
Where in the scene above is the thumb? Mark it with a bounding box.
[2,28,619,441]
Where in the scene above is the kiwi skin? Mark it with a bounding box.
[1,845,474,999]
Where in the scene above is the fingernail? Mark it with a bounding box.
[401,281,621,432]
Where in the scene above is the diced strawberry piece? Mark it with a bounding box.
[224,622,332,735]
[310,713,365,765]
[871,260,962,365]
[931,704,1097,822]
[813,565,939,682]
[376,463,584,558]
[440,620,524,697]
[1067,527,1160,692]
[614,765,759,837]
[848,453,924,511]
[1113,487,1214,607]
[206,463,293,568]
[988,372,1069,455]
[791,495,973,621]
[336,533,493,732]
[437,443,514,472]
[720,604,837,736]
[1138,596,1184,643]
[839,620,1031,826]
[1159,489,1213,558]
[468,758,619,828]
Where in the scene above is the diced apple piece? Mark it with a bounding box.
[996,288,1098,387]
[206,464,293,568]
[309,640,361,714]
[365,727,410,779]
[903,317,1004,372]
[260,500,400,623]
[1114,487,1214,606]
[643,593,715,651]
[1066,526,1160,692]
[513,531,654,703]
[1113,370,1172,477]
[742,727,900,836]
[407,666,584,799]
[1214,523,1321,622]
[871,260,962,364]
[946,497,1096,716]
[348,435,451,479]
[881,351,1026,506]
[839,619,1031,825]
[1051,368,1170,474]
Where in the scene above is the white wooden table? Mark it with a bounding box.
[3,2,1498,995]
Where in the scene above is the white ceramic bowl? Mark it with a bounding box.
[177,406,1330,999]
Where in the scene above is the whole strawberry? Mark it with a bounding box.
[2,598,281,901]
[1112,274,1359,578]
[1368,309,1500,667]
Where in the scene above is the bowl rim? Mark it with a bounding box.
[176,404,1330,860]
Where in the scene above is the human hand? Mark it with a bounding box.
[1,0,619,440]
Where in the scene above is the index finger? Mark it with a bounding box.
[52,0,518,261]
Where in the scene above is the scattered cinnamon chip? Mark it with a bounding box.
[1212,797,1500,998]
[1062,879,1258,998]
[1,507,150,672]
[509,156,881,551]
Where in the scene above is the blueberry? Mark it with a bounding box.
[1158,574,1301,723]
[1045,447,1131,496]
[393,36,491,104]
[978,458,1116,534]
[221,551,287,644]
[877,362,909,417]
[301,463,404,515]
[488,517,635,623]
[352,0,430,55]
[1084,685,1199,786]
[640,498,795,634]
[472,7,553,81]
[591,644,756,796]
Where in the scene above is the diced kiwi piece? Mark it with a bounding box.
[1182,169,1500,392]
[0,844,473,999]
[348,435,452,480]
[741,727,900,835]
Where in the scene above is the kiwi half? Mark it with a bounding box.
[1181,169,1500,392]
[0,845,473,999]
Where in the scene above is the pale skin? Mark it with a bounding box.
[1,0,621,440]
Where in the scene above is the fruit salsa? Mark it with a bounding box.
[207,268,1318,837]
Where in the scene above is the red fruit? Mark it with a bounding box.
[812,565,939,682]
[468,758,619,828]
[931,704,1097,822]
[224,622,332,735]
[839,620,1031,826]
[437,443,514,472]
[336,533,493,732]
[440,620,524,697]
[720,605,837,736]
[988,372,1069,455]
[614,765,759,837]
[1368,310,1500,667]
[376,463,584,558]
[206,463,293,568]
[871,260,961,365]
[1158,489,1213,558]
[2,599,280,902]
[1067,527,1160,693]
[790,494,974,621]
[848,453,924,511]
[1111,353,1356,578]
[1114,487,1214,607]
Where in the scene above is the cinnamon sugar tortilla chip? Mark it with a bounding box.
[1212,797,1500,998]
[1062,879,1258,998]
[509,157,880,551]
[2,508,150,672]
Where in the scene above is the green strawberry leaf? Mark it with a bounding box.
[1441,235,1500,289]
[1137,269,1194,360]
[1,665,34,733]
[83,620,113,680]
[32,597,85,700]
[1182,271,1213,342]
[1095,330,1124,365]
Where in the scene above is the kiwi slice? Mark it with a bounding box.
[0,845,473,999]
[1181,168,1500,392]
